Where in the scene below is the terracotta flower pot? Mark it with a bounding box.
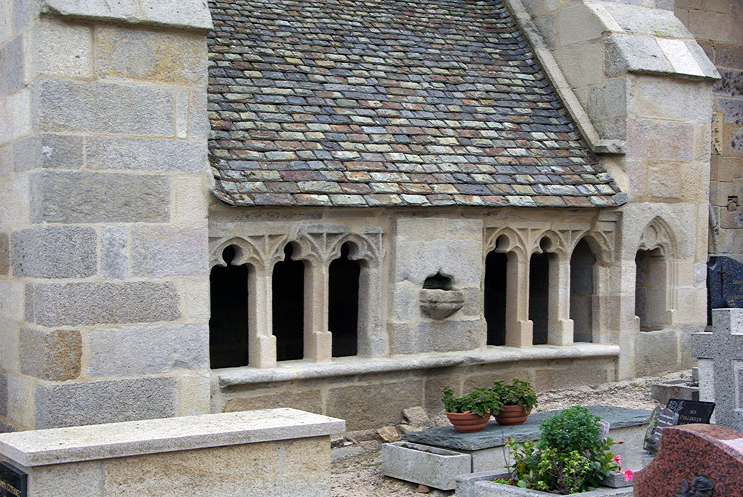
[495,405,531,426]
[446,411,490,433]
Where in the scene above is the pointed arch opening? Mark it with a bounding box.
[273,243,305,361]
[530,247,550,345]
[570,238,597,342]
[209,245,249,369]
[329,243,361,357]
[485,250,508,346]
[635,247,667,331]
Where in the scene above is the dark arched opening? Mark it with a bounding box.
[209,245,249,369]
[484,251,507,346]
[570,239,597,342]
[530,252,549,345]
[273,243,304,361]
[329,243,360,357]
[635,248,666,331]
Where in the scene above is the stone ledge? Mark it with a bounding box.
[0,408,344,467]
[41,0,213,31]
[217,344,621,388]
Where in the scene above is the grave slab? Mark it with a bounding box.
[0,408,344,497]
[634,423,743,497]
[403,406,650,451]
[395,406,650,477]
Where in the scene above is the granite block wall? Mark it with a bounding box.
[675,1,743,261]
[0,0,212,430]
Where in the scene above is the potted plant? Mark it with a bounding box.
[494,406,629,495]
[442,387,503,433]
[490,378,538,425]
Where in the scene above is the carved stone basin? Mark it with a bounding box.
[420,289,465,320]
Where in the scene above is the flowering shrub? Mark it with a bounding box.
[495,406,621,495]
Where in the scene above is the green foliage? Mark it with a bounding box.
[539,406,601,454]
[442,387,503,417]
[497,406,619,495]
[490,378,538,411]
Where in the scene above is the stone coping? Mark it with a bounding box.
[217,343,621,388]
[41,0,214,30]
[403,406,651,451]
[0,409,345,468]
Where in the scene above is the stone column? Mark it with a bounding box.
[548,254,574,345]
[304,261,333,362]
[357,262,388,357]
[304,263,333,362]
[505,251,533,347]
[248,269,278,369]
[0,0,213,430]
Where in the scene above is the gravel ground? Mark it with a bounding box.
[330,370,691,497]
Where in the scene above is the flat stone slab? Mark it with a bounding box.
[403,406,651,451]
[0,408,345,467]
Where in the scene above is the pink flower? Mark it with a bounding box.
[613,455,622,464]
[623,470,634,482]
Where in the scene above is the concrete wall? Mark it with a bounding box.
[675,0,743,260]
[0,0,212,430]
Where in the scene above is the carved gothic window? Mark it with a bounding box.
[530,252,550,345]
[209,245,249,368]
[571,239,597,342]
[484,251,507,346]
[635,248,667,331]
[329,243,360,357]
[273,243,305,361]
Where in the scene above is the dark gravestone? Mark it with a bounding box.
[707,256,743,324]
[643,406,678,453]
[0,462,26,497]
[634,424,743,497]
[666,398,715,425]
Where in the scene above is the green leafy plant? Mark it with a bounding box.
[495,406,620,495]
[490,378,538,411]
[442,387,503,417]
[539,405,601,453]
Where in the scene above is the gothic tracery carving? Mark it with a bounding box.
[638,217,677,257]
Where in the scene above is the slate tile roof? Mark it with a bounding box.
[207,0,625,208]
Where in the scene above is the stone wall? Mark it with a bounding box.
[675,0,743,260]
[509,0,715,378]
[0,0,212,430]
[216,346,619,432]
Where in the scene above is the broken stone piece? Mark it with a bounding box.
[403,406,434,429]
[377,425,400,442]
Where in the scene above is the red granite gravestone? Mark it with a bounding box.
[634,424,743,497]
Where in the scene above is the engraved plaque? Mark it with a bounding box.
[0,462,27,497]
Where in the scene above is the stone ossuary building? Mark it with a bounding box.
[0,0,740,432]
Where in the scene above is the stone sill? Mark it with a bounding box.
[217,343,621,388]
[0,408,344,467]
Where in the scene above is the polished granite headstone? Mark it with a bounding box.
[634,424,743,497]
[0,462,26,497]
[707,256,743,322]
[666,398,715,425]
